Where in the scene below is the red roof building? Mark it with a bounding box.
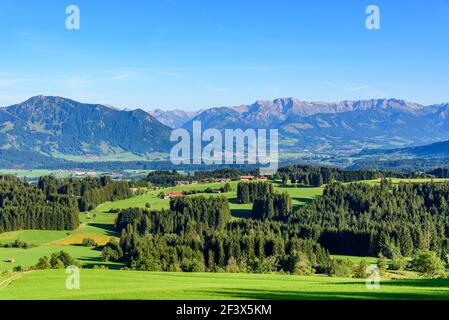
[165,191,185,199]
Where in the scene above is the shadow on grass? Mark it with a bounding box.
[292,197,316,206]
[334,278,449,289]
[88,223,118,236]
[277,184,320,189]
[77,255,124,270]
[231,209,251,218]
[379,278,449,289]
[195,285,449,300]
[228,198,240,205]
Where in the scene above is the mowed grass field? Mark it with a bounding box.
[1,269,449,300]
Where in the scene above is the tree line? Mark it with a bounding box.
[105,196,332,274]
[0,174,134,234]
[0,175,79,233]
[252,192,292,221]
[290,180,449,262]
[38,175,132,211]
[136,165,439,189]
[274,165,430,187]
[236,182,274,204]
[236,182,292,221]
[140,168,257,187]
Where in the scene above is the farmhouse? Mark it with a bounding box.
[240,175,255,181]
[165,191,185,199]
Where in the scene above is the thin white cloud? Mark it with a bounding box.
[0,73,38,88]
[211,86,231,93]
[0,70,136,90]
[101,70,136,81]
[157,71,186,78]
[0,78,33,88]
[197,80,231,94]
[63,70,137,87]
[266,85,281,94]
[228,66,274,72]
[345,85,373,92]
[323,81,336,87]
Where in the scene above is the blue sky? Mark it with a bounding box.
[0,0,448,110]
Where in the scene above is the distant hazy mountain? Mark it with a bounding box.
[180,98,427,128]
[0,96,172,157]
[349,139,449,172]
[404,140,449,157]
[359,139,449,158]
[149,109,202,128]
[178,98,449,156]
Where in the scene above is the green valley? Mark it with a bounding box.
[1,169,449,300]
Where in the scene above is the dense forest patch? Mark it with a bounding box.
[0,176,78,233]
[293,180,449,261]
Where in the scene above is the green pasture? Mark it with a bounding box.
[1,270,449,300]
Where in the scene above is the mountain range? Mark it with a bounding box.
[1,95,449,168]
[154,98,449,159]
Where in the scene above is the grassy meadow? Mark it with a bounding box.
[1,269,449,300]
